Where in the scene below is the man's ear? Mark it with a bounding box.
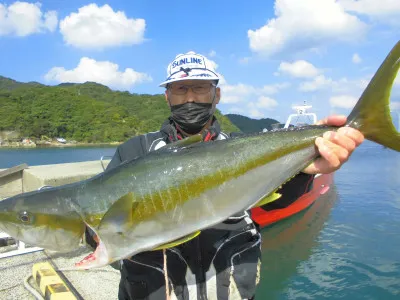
[165,90,171,107]
[215,87,221,104]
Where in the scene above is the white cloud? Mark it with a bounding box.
[221,84,255,104]
[358,78,370,89]
[220,82,289,104]
[239,57,251,65]
[220,83,284,118]
[278,60,321,78]
[44,11,58,32]
[44,57,152,90]
[204,57,227,85]
[256,96,278,109]
[248,108,264,119]
[299,74,373,94]
[247,0,367,57]
[247,96,278,118]
[261,83,290,94]
[390,102,400,110]
[339,0,400,25]
[0,1,57,36]
[207,58,219,72]
[216,74,227,85]
[333,77,366,93]
[352,53,362,64]
[228,107,245,115]
[299,75,334,92]
[59,4,145,49]
[208,50,216,57]
[329,95,358,108]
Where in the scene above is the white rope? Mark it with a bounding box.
[163,249,171,300]
[23,275,44,300]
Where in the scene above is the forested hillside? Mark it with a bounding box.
[226,114,280,133]
[0,77,239,143]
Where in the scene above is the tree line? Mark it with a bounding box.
[0,77,240,143]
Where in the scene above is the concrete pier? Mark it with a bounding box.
[0,164,28,198]
[0,160,110,198]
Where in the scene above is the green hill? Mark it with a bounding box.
[0,77,239,143]
[226,114,281,133]
[0,76,44,91]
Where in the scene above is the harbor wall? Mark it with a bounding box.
[0,160,110,199]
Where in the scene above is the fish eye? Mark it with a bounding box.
[19,211,33,223]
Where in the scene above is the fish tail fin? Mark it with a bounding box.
[346,41,400,152]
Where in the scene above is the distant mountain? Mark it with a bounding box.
[57,82,111,91]
[0,76,44,90]
[226,114,281,133]
[57,82,78,87]
[0,76,22,90]
[0,76,240,143]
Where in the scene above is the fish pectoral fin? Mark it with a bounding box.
[153,231,201,250]
[98,192,136,233]
[254,192,282,208]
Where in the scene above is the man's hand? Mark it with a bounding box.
[302,115,364,175]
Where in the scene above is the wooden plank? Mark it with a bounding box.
[0,163,28,179]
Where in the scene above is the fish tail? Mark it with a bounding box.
[346,41,400,152]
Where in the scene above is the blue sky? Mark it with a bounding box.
[0,0,399,123]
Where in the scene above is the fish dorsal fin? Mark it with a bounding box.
[98,192,136,234]
[161,134,203,151]
[153,231,201,250]
[253,192,282,208]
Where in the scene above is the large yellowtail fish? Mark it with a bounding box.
[0,41,399,270]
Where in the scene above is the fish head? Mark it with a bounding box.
[0,190,85,252]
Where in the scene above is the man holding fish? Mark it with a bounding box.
[1,43,399,299]
[94,51,364,300]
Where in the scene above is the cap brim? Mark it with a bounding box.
[159,70,219,87]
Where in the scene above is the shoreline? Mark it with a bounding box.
[0,141,122,149]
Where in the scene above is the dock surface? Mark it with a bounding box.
[0,160,122,300]
[0,244,120,299]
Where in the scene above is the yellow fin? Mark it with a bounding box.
[98,192,136,233]
[153,231,201,250]
[254,192,282,208]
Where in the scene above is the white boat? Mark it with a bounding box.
[284,101,317,128]
[251,101,334,228]
[56,137,67,144]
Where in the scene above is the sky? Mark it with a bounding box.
[0,0,399,123]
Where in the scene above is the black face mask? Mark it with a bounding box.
[170,102,214,135]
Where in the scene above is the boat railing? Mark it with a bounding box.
[284,102,318,129]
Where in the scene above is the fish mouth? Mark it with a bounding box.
[0,219,19,241]
[74,238,110,270]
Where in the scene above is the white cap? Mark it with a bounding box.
[159,51,220,87]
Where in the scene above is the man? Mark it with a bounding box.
[90,51,364,300]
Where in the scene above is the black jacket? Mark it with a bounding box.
[89,117,314,300]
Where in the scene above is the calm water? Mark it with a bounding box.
[0,146,117,169]
[0,142,399,299]
[257,141,400,299]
